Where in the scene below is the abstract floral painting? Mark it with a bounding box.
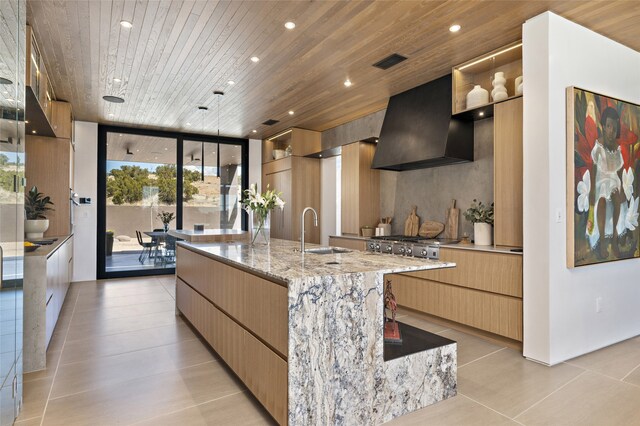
[567,87,640,267]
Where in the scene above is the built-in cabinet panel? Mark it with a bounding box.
[25,137,73,237]
[328,236,367,251]
[494,97,523,247]
[341,142,380,235]
[392,247,523,342]
[262,157,320,244]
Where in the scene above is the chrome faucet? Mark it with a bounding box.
[301,207,318,252]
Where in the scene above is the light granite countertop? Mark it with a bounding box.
[177,238,455,283]
[25,234,73,259]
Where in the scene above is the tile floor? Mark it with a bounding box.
[16,276,640,425]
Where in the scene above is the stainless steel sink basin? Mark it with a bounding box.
[305,247,351,255]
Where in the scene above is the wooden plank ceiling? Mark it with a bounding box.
[26,0,640,140]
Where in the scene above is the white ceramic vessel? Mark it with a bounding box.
[25,219,49,239]
[474,222,492,246]
[466,85,489,109]
[515,76,523,95]
[491,71,508,102]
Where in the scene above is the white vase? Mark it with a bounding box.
[466,85,489,109]
[25,219,49,239]
[491,72,508,102]
[474,222,492,246]
[515,76,523,95]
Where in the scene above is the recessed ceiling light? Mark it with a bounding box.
[164,147,168,150]
[344,79,352,87]
[228,80,235,85]
[136,149,139,152]
[288,110,294,115]
[186,122,191,126]
[103,95,125,103]
[252,129,257,133]
[284,21,296,30]
[319,154,323,158]
[120,20,133,29]
[25,120,29,124]
[449,24,461,33]
[31,130,36,134]
[250,56,260,63]
[113,78,121,83]
[479,111,484,117]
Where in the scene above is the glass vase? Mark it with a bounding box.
[250,210,271,246]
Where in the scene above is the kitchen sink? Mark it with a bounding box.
[305,247,351,255]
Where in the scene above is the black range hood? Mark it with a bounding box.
[372,74,473,171]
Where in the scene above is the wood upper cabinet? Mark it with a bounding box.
[262,128,321,164]
[51,101,73,140]
[263,156,320,244]
[341,141,380,235]
[494,97,523,247]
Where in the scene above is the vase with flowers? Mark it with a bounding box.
[157,211,175,232]
[463,199,494,246]
[242,183,285,246]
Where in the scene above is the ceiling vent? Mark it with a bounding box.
[262,119,279,126]
[373,53,407,70]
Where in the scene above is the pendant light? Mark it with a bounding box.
[214,90,224,178]
[197,106,208,181]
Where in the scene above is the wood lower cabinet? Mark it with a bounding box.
[391,247,523,342]
[262,156,320,244]
[494,97,523,247]
[176,246,288,424]
[328,236,367,251]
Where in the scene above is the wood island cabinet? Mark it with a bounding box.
[494,97,523,247]
[340,141,380,235]
[262,129,321,244]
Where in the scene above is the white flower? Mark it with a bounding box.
[577,170,590,212]
[622,168,635,201]
[625,196,639,231]
[275,196,285,209]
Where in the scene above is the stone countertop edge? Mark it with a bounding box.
[25,234,73,259]
[177,239,455,285]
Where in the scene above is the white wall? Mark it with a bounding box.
[72,121,98,282]
[248,138,262,190]
[320,156,339,245]
[523,12,640,365]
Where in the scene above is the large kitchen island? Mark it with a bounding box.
[175,239,457,425]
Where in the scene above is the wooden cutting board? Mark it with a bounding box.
[418,221,445,238]
[444,199,459,239]
[404,206,420,236]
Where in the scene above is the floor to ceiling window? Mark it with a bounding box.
[97,126,247,279]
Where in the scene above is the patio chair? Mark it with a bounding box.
[163,235,177,264]
[136,231,155,264]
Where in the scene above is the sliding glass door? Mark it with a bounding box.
[98,126,247,279]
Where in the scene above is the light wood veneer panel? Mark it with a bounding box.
[177,246,288,357]
[176,279,287,425]
[390,274,523,341]
[403,248,522,298]
[25,136,72,237]
[494,97,523,247]
[51,101,73,139]
[341,142,380,235]
[328,236,367,251]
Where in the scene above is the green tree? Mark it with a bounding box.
[0,154,8,165]
[107,165,150,205]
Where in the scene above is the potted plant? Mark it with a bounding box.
[242,183,285,245]
[463,199,494,246]
[24,186,54,239]
[157,211,175,232]
[106,230,114,256]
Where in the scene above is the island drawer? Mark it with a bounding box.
[177,246,288,358]
[176,279,288,425]
[390,273,523,341]
[402,248,522,298]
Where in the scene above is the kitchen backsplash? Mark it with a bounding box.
[381,119,493,237]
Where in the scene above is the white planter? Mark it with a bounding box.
[474,222,492,246]
[25,219,49,239]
